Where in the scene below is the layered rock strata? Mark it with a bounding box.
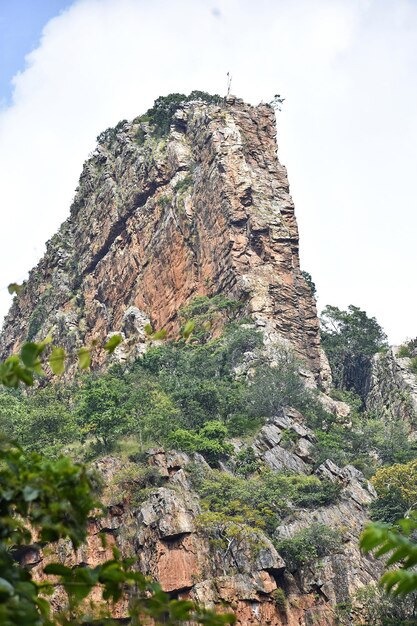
[0,96,322,379]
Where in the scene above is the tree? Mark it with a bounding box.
[0,338,235,625]
[75,373,131,451]
[301,271,316,297]
[320,304,387,398]
[370,460,417,523]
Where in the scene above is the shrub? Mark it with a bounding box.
[75,373,132,451]
[145,91,222,137]
[134,127,146,145]
[112,463,164,505]
[192,470,340,536]
[398,344,412,358]
[168,420,233,464]
[370,460,417,522]
[271,588,287,612]
[279,428,299,451]
[245,355,311,417]
[96,119,128,145]
[234,446,261,477]
[320,304,387,398]
[178,296,245,344]
[353,583,417,625]
[174,174,193,194]
[196,510,267,568]
[275,523,342,571]
[157,194,171,208]
[301,270,316,297]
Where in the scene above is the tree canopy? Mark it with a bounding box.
[320,304,387,397]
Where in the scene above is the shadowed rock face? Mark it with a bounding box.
[0,96,322,380]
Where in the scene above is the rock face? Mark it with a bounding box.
[28,444,379,625]
[3,95,385,624]
[367,347,417,431]
[0,96,322,380]
[252,408,317,473]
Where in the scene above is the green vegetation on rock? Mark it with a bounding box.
[188,467,341,535]
[274,523,342,571]
[320,304,388,398]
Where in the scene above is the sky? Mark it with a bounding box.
[0,0,416,344]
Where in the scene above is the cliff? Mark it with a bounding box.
[0,95,322,381]
[24,419,380,626]
[2,94,389,625]
[367,346,417,430]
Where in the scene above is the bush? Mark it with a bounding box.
[275,523,342,571]
[192,470,340,536]
[96,119,128,145]
[246,353,311,418]
[271,588,287,612]
[178,296,245,344]
[301,270,316,297]
[311,399,416,475]
[370,460,417,522]
[145,91,222,137]
[75,373,132,451]
[234,446,261,477]
[168,420,233,464]
[398,344,412,358]
[112,463,164,505]
[320,304,387,398]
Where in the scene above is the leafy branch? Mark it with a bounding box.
[360,513,417,595]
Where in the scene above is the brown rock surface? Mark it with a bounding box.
[0,97,322,380]
[28,449,381,624]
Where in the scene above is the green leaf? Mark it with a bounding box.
[0,577,14,596]
[22,486,40,502]
[43,563,72,576]
[35,596,51,617]
[182,320,195,340]
[49,346,66,376]
[20,343,40,368]
[7,283,22,295]
[19,367,35,386]
[152,329,167,340]
[78,346,91,370]
[104,334,123,353]
[144,323,153,336]
[39,335,53,348]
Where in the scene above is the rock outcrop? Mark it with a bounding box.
[27,439,378,625]
[0,96,322,380]
[367,346,417,431]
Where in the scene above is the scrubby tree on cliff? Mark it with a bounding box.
[320,304,387,399]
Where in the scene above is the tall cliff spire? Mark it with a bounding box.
[0,95,321,379]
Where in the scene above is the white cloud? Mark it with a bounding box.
[0,0,416,343]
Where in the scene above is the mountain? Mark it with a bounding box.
[2,94,416,625]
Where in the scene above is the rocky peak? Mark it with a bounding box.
[0,95,322,381]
